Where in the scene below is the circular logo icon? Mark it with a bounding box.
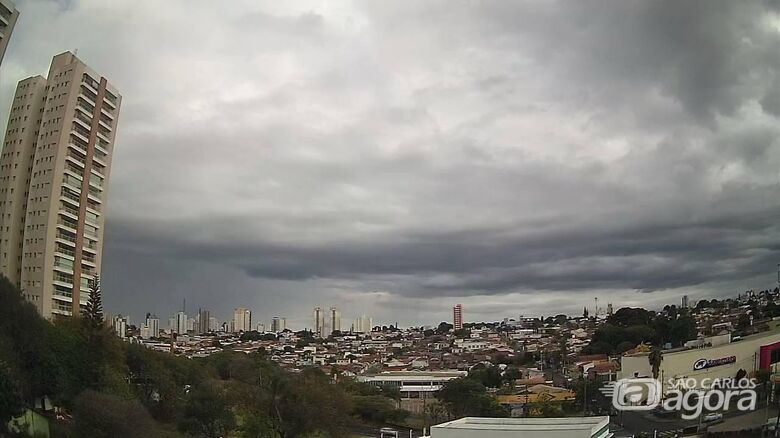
[693,358,708,370]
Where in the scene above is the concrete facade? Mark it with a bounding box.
[620,329,780,388]
[0,52,121,318]
[0,0,18,67]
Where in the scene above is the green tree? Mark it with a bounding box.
[180,381,235,438]
[82,275,104,330]
[0,359,24,435]
[72,390,160,438]
[648,347,663,380]
[436,378,508,418]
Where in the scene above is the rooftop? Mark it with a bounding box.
[432,416,609,432]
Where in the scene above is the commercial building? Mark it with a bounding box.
[424,417,611,438]
[0,0,19,67]
[233,307,251,332]
[0,52,121,318]
[453,304,463,330]
[620,327,780,387]
[357,370,467,399]
[330,306,341,334]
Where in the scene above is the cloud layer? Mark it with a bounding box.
[2,0,779,328]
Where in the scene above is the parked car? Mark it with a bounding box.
[703,412,723,423]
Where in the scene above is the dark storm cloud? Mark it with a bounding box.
[2,0,779,326]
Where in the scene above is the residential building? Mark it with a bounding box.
[233,307,251,332]
[330,306,341,334]
[0,51,121,318]
[682,295,689,308]
[352,314,373,333]
[0,0,19,67]
[256,323,265,332]
[313,306,324,337]
[198,309,210,334]
[271,316,281,332]
[174,311,187,334]
[140,313,159,339]
[112,314,127,338]
[453,304,463,330]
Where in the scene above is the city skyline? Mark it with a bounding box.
[1,1,779,327]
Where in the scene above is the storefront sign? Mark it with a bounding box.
[693,356,736,371]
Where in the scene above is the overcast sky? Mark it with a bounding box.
[2,0,779,329]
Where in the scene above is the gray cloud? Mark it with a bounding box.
[1,0,779,327]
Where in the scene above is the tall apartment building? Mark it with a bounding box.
[233,307,251,332]
[313,306,325,337]
[0,52,121,318]
[0,0,19,67]
[197,309,210,334]
[453,304,463,330]
[329,306,341,335]
[352,314,373,333]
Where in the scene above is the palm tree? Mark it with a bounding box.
[648,346,663,380]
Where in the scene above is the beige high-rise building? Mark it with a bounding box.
[232,307,251,332]
[0,52,121,318]
[0,0,19,67]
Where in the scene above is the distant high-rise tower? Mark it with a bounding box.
[198,309,211,334]
[233,307,251,332]
[271,316,281,332]
[607,303,613,316]
[453,304,463,330]
[352,315,373,333]
[0,52,122,318]
[681,295,689,309]
[0,0,19,67]
[313,306,325,337]
[174,311,187,334]
[330,306,341,335]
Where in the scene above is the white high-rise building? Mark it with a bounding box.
[256,323,265,332]
[233,307,251,332]
[148,316,159,338]
[174,311,187,335]
[112,314,127,338]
